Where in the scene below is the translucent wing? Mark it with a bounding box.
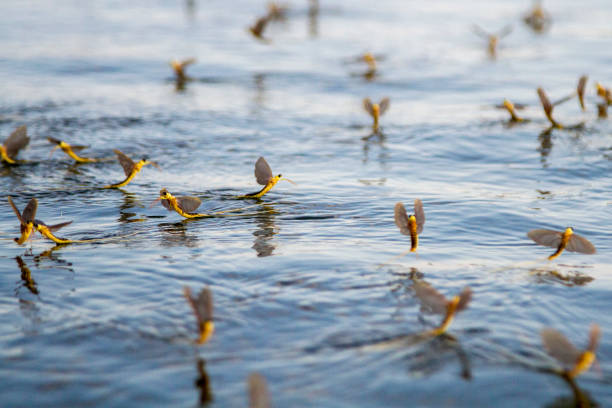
[497,25,513,38]
[587,324,601,353]
[251,16,269,37]
[254,157,273,186]
[70,145,89,152]
[566,234,596,255]
[22,198,38,224]
[471,24,490,39]
[455,287,472,313]
[413,280,448,315]
[379,97,390,115]
[7,196,24,224]
[161,199,172,211]
[4,125,29,158]
[113,149,135,177]
[577,75,587,110]
[47,137,61,145]
[528,229,562,248]
[181,58,196,68]
[394,202,410,236]
[47,221,73,232]
[541,328,582,368]
[176,196,202,213]
[248,373,271,408]
[413,199,425,234]
[184,286,213,325]
[363,98,374,116]
[537,87,554,117]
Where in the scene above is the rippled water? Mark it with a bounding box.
[1,0,611,406]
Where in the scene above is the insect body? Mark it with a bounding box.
[7,196,37,244]
[184,286,215,344]
[541,324,601,379]
[104,149,159,189]
[413,281,472,337]
[156,189,208,219]
[363,97,390,132]
[47,137,98,163]
[394,199,425,252]
[241,157,290,199]
[528,227,596,260]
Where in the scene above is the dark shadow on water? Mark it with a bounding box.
[117,188,146,223]
[194,358,213,406]
[251,73,266,114]
[252,203,278,257]
[308,0,319,38]
[15,256,38,295]
[528,267,594,287]
[158,222,199,248]
[362,130,389,166]
[31,245,74,273]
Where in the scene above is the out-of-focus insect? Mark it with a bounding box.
[47,137,99,163]
[7,196,38,244]
[597,103,608,119]
[472,24,512,58]
[363,97,390,132]
[541,324,601,379]
[523,1,552,32]
[413,280,472,337]
[248,372,271,408]
[552,75,588,111]
[103,149,159,189]
[184,286,214,344]
[595,82,611,105]
[240,157,293,199]
[527,227,596,260]
[170,58,196,83]
[501,99,526,122]
[266,2,288,20]
[249,15,271,40]
[1,125,30,164]
[394,200,425,252]
[537,87,563,128]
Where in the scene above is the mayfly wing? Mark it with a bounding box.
[113,149,135,176]
[577,75,587,110]
[161,199,172,210]
[181,58,196,68]
[184,286,200,327]
[7,196,24,224]
[254,157,273,185]
[541,328,583,368]
[413,280,448,315]
[4,125,29,158]
[176,196,203,213]
[379,97,390,115]
[363,98,374,116]
[70,145,90,152]
[455,287,472,312]
[47,136,61,145]
[196,287,213,322]
[471,24,490,39]
[537,88,554,117]
[527,229,562,248]
[394,202,410,236]
[566,234,596,255]
[22,198,38,224]
[497,24,513,38]
[587,324,601,353]
[248,372,271,408]
[413,199,425,234]
[251,16,268,36]
[47,221,73,232]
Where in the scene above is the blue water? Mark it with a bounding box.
[1,0,611,406]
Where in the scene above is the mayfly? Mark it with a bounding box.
[103,149,159,189]
[501,99,526,122]
[541,324,601,379]
[184,286,214,344]
[472,24,512,58]
[395,200,425,252]
[413,280,472,337]
[249,15,271,41]
[47,137,99,163]
[170,58,196,83]
[240,157,293,199]
[248,372,271,408]
[363,97,390,132]
[537,87,563,128]
[523,1,552,32]
[7,196,38,244]
[1,125,30,164]
[596,82,611,106]
[552,75,588,111]
[527,227,596,260]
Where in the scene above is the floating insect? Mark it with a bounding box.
[7,196,38,244]
[523,1,552,32]
[527,227,596,260]
[33,218,75,245]
[184,286,215,344]
[596,82,611,105]
[501,99,526,122]
[413,281,472,337]
[363,97,390,132]
[249,15,270,40]
[541,324,601,379]
[47,137,99,163]
[103,149,159,189]
[552,75,588,111]
[266,2,288,20]
[170,58,196,83]
[240,157,292,199]
[248,372,271,408]
[394,199,425,252]
[155,189,206,219]
[1,125,30,164]
[472,24,512,58]
[537,87,563,128]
